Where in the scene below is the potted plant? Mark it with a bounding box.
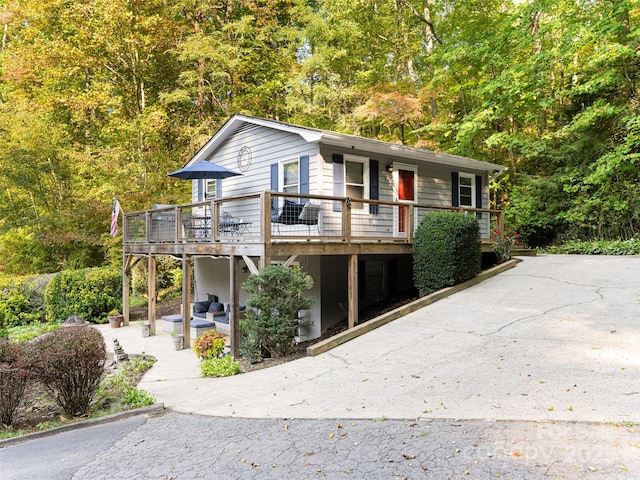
[171,332,184,350]
[108,309,123,328]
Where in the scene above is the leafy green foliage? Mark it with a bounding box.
[0,339,31,426]
[492,227,519,263]
[241,265,315,358]
[192,331,225,360]
[546,239,640,255]
[7,324,60,343]
[44,267,121,324]
[413,212,481,295]
[0,0,638,267]
[94,357,156,411]
[0,275,51,328]
[26,326,106,417]
[200,355,241,378]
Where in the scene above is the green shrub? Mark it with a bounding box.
[0,275,51,328]
[94,360,156,411]
[493,227,519,263]
[26,326,106,417]
[8,324,60,343]
[0,339,31,426]
[123,387,155,408]
[546,238,640,255]
[413,211,481,295]
[193,331,225,360]
[45,267,121,323]
[241,265,315,358]
[200,355,241,377]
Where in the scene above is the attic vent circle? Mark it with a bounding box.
[237,146,252,171]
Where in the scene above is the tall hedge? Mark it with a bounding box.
[413,211,481,295]
[0,275,51,328]
[45,267,121,324]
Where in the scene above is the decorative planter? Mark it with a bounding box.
[140,323,150,337]
[171,335,184,350]
[108,315,123,328]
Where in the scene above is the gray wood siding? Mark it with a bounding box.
[319,145,489,208]
[318,146,491,236]
[192,124,320,199]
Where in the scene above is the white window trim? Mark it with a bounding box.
[205,179,217,200]
[458,172,476,208]
[344,154,369,212]
[280,157,300,194]
[391,162,418,204]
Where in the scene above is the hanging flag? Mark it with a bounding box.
[110,196,121,238]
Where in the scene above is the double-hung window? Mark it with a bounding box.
[458,172,475,208]
[281,158,299,195]
[205,179,217,200]
[344,155,369,210]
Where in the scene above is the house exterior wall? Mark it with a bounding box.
[192,124,321,201]
[184,120,496,343]
[317,145,491,236]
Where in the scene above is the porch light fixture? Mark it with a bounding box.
[386,162,394,172]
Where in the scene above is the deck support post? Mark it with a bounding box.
[181,255,191,349]
[122,254,131,326]
[229,255,241,357]
[347,254,358,329]
[148,255,157,335]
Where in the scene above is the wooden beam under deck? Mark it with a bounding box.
[148,255,157,336]
[181,255,192,349]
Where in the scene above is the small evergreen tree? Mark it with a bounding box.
[241,265,315,359]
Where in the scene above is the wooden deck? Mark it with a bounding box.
[122,192,504,356]
[123,192,503,257]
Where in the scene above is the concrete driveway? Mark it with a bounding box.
[126,255,640,423]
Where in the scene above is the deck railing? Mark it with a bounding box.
[123,192,503,245]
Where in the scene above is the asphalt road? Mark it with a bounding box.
[2,410,639,480]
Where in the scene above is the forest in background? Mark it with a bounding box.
[0,0,637,275]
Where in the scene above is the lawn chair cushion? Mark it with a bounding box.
[191,319,215,328]
[194,300,212,313]
[278,200,304,225]
[208,301,224,313]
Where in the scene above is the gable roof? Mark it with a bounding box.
[188,114,507,173]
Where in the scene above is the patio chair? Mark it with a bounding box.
[272,200,321,235]
[298,202,321,235]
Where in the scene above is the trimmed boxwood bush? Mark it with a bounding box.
[413,211,481,295]
[0,339,31,426]
[26,326,106,417]
[0,275,51,328]
[45,267,121,324]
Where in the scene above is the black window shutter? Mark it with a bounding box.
[333,154,344,212]
[475,175,482,209]
[196,179,204,202]
[300,155,309,202]
[451,171,459,207]
[369,159,379,214]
